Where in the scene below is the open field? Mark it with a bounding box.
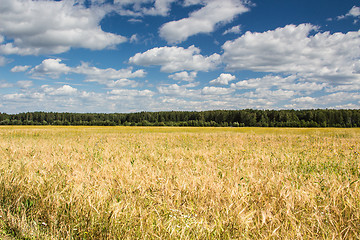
[0,126,359,239]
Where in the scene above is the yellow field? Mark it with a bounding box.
[0,126,359,239]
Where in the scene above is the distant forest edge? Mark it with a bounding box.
[1,109,360,127]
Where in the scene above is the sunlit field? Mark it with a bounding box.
[0,126,359,239]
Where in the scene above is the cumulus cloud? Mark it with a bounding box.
[107,89,156,108]
[159,0,249,44]
[286,92,360,109]
[0,81,12,88]
[17,80,33,89]
[0,0,126,55]
[0,82,158,113]
[245,88,296,101]
[1,85,108,113]
[0,40,7,64]
[230,75,327,93]
[318,92,360,105]
[284,97,318,109]
[72,0,177,17]
[11,65,31,72]
[337,6,360,21]
[0,56,7,66]
[348,6,360,17]
[3,93,25,100]
[202,86,234,95]
[334,103,360,109]
[168,71,197,82]
[130,34,139,43]
[223,25,242,35]
[230,75,289,89]
[129,45,221,72]
[73,63,146,79]
[142,0,177,16]
[108,0,177,17]
[73,62,146,87]
[291,96,316,104]
[222,24,360,83]
[325,83,360,92]
[49,85,78,96]
[183,0,204,6]
[157,84,196,97]
[106,79,139,88]
[29,59,71,79]
[108,89,155,97]
[40,84,78,96]
[210,73,236,85]
[28,59,145,88]
[282,82,327,92]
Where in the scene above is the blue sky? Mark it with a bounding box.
[0,0,359,113]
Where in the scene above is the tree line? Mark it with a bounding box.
[0,109,359,127]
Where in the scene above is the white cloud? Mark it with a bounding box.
[1,85,107,112]
[128,18,143,23]
[49,85,78,96]
[107,89,155,101]
[337,6,360,20]
[325,83,360,92]
[28,59,145,88]
[73,62,146,84]
[231,74,329,94]
[287,92,360,109]
[109,89,154,96]
[130,34,139,43]
[231,75,288,89]
[168,71,197,82]
[3,93,25,100]
[0,0,126,55]
[183,82,200,88]
[0,56,7,66]
[0,81,12,88]
[348,6,360,17]
[202,86,234,95]
[129,45,221,72]
[106,79,139,88]
[334,103,360,109]
[246,88,296,101]
[291,96,316,104]
[159,0,249,44]
[17,80,33,89]
[11,65,31,72]
[282,82,327,92]
[84,0,177,17]
[157,84,197,97]
[183,0,204,6]
[317,92,360,104]
[223,25,241,35]
[210,73,236,85]
[0,80,156,113]
[222,24,360,83]
[142,0,177,16]
[29,59,71,79]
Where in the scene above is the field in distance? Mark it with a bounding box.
[0,126,359,239]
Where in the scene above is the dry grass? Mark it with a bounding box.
[0,126,359,239]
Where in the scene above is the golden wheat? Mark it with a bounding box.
[0,126,359,239]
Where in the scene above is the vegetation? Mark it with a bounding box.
[1,109,360,127]
[0,126,359,239]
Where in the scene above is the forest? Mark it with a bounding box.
[0,109,359,127]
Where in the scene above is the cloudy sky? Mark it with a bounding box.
[0,0,359,113]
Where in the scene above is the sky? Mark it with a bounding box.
[0,0,360,113]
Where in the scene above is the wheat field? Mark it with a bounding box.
[0,126,359,239]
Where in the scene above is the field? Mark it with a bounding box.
[0,126,359,239]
